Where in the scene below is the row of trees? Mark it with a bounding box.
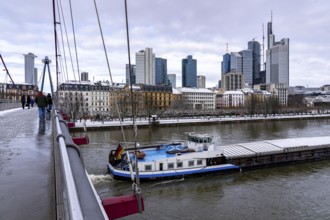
[59,92,325,121]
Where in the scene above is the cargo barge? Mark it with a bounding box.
[108,134,330,181]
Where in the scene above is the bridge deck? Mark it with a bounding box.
[0,107,55,219]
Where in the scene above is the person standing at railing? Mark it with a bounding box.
[21,95,26,110]
[35,91,47,120]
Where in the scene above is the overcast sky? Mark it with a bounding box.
[1,0,330,92]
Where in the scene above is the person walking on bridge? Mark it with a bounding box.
[21,95,26,110]
[27,95,31,109]
[35,91,47,120]
[46,93,53,113]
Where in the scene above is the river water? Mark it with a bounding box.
[76,118,330,220]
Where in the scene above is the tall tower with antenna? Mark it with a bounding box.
[266,11,290,87]
[221,43,231,75]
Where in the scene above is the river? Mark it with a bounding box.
[75,118,330,220]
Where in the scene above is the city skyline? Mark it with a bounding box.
[1,0,330,92]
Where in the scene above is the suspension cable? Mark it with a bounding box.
[92,0,128,147]
[68,0,80,81]
[57,0,76,81]
[124,0,142,212]
[56,0,69,82]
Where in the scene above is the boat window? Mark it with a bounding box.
[197,159,203,165]
[177,161,183,168]
[168,163,174,169]
[188,160,194,167]
[145,165,152,171]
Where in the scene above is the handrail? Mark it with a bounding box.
[54,109,84,219]
[53,108,108,220]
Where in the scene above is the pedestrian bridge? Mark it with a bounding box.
[0,105,142,219]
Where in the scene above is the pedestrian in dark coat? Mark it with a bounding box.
[30,98,35,108]
[46,93,53,112]
[35,91,47,119]
[21,95,26,109]
[27,95,31,109]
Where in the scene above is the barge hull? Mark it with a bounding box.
[230,148,330,170]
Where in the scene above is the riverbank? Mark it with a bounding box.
[69,113,330,131]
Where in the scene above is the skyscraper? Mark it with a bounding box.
[182,55,197,87]
[155,57,167,85]
[81,72,89,81]
[167,74,176,88]
[248,40,261,85]
[266,20,289,87]
[23,52,37,85]
[125,64,136,85]
[197,75,206,88]
[221,53,231,75]
[239,50,253,86]
[230,52,243,73]
[136,48,155,85]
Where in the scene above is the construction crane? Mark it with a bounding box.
[0,54,15,85]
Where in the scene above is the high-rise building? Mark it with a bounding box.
[197,75,206,88]
[155,58,167,85]
[182,55,197,87]
[81,72,89,81]
[23,52,37,86]
[230,52,242,73]
[221,53,231,75]
[125,64,136,85]
[167,74,176,88]
[221,72,244,91]
[266,20,289,87]
[136,48,155,85]
[248,40,261,85]
[239,50,253,86]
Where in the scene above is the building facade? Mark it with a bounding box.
[239,50,253,86]
[182,55,197,87]
[167,74,176,88]
[248,40,261,86]
[81,72,89,81]
[221,53,231,75]
[177,87,215,110]
[155,58,167,85]
[266,21,289,87]
[223,91,245,108]
[0,83,38,100]
[197,75,206,88]
[23,52,38,86]
[221,72,244,91]
[136,48,155,85]
[125,64,136,85]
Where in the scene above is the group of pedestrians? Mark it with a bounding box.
[21,91,53,120]
[20,95,34,109]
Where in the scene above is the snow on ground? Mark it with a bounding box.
[0,108,22,116]
[72,114,330,128]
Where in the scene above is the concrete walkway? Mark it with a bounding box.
[0,107,55,220]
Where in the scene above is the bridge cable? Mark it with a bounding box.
[92,0,142,210]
